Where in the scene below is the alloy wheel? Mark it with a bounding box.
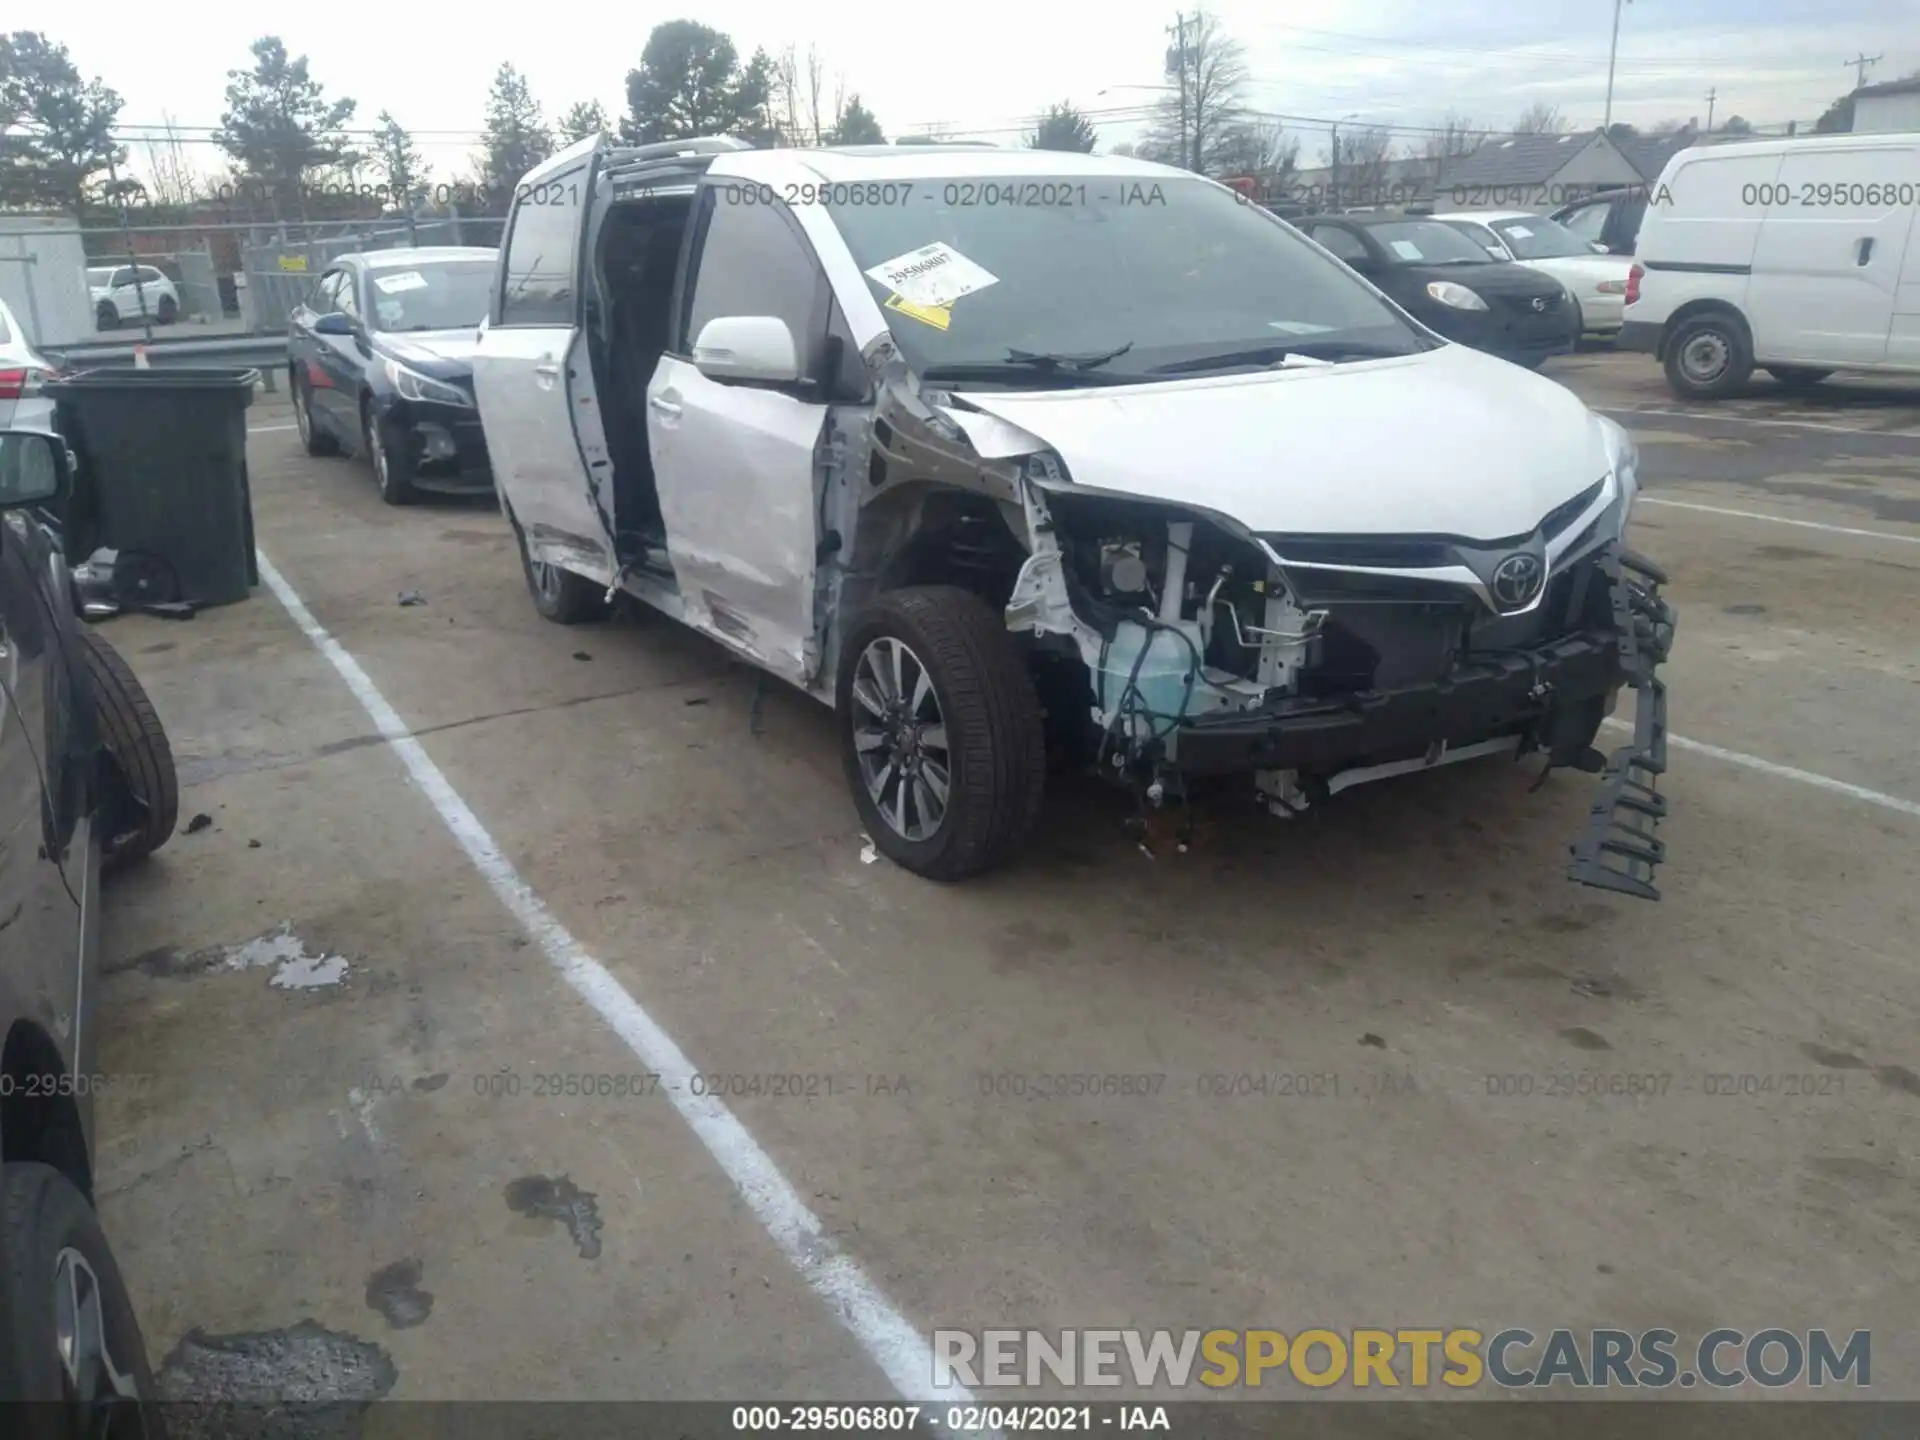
[850,636,951,842]
[53,1247,145,1436]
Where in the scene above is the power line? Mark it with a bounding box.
[1845,51,1883,89]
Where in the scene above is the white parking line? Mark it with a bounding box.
[1604,405,1920,438]
[248,424,298,435]
[1602,719,1920,820]
[255,548,982,1417]
[1636,496,1920,545]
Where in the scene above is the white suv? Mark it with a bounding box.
[472,136,1676,897]
[87,264,180,329]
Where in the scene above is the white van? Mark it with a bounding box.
[1619,131,1920,398]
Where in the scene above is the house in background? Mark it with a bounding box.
[1849,76,1920,132]
[1434,126,1701,212]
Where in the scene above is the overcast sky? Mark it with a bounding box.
[53,0,1920,185]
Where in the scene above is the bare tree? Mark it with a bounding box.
[1420,110,1483,164]
[1330,124,1393,206]
[1148,9,1250,173]
[140,114,202,206]
[1210,117,1300,200]
[772,43,848,146]
[1512,101,1567,135]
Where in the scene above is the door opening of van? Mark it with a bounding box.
[588,192,695,566]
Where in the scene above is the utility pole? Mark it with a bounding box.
[1705,87,1717,131]
[1329,120,1341,211]
[1845,52,1882,90]
[1604,0,1632,131]
[1167,13,1191,172]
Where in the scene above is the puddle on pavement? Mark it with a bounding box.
[505,1173,604,1259]
[364,1257,434,1329]
[154,1319,395,1438]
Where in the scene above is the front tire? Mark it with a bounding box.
[294,375,339,457]
[1664,310,1753,399]
[0,1164,162,1439]
[365,406,416,506]
[155,295,177,324]
[836,586,1045,881]
[511,514,609,624]
[95,302,117,331]
[1767,365,1832,390]
[78,628,177,870]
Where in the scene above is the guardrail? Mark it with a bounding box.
[43,335,290,392]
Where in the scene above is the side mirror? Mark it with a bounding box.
[314,311,356,336]
[691,315,801,385]
[0,430,68,509]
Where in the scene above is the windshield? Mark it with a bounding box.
[822,175,1425,382]
[1363,220,1495,266]
[1487,214,1596,261]
[86,267,115,286]
[365,259,495,332]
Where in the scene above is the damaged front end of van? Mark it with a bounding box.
[840,353,1676,900]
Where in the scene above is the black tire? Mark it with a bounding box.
[511,513,609,624]
[293,374,339,457]
[836,585,1045,881]
[95,302,117,331]
[155,295,177,325]
[1663,310,1753,399]
[78,628,177,869]
[1766,365,1832,390]
[0,1163,163,1439]
[365,406,416,506]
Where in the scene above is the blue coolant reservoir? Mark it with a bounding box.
[1097,620,1207,726]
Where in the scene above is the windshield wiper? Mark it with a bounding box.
[1146,340,1416,376]
[919,361,1135,388]
[1003,342,1134,372]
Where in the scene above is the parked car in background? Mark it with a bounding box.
[85,265,179,329]
[0,426,174,1430]
[287,246,499,505]
[472,137,1672,898]
[1432,210,1633,338]
[1551,186,1650,257]
[1298,211,1578,367]
[0,297,58,432]
[1619,131,1920,398]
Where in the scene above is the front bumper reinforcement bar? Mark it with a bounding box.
[1566,545,1676,901]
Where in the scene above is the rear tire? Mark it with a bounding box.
[511,513,609,624]
[95,302,117,331]
[836,586,1045,880]
[155,295,177,325]
[294,375,339,457]
[1663,310,1753,399]
[1766,365,1832,390]
[0,1163,163,1438]
[78,627,177,870]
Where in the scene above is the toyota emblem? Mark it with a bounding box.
[1530,295,1548,312]
[1491,553,1545,609]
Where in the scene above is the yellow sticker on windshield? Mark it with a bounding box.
[885,291,952,331]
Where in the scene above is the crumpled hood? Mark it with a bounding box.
[374,329,481,374]
[941,344,1613,539]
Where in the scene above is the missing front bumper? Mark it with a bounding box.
[1566,546,1675,901]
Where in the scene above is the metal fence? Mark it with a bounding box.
[239,214,503,333]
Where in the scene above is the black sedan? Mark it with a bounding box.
[1,426,176,1429]
[287,246,498,505]
[1297,213,1577,368]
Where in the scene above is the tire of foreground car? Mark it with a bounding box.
[95,303,117,331]
[835,585,1046,881]
[0,1164,163,1440]
[1663,310,1753,399]
[293,375,340,457]
[155,296,177,324]
[1766,365,1833,389]
[78,627,178,869]
[511,514,609,624]
[365,407,417,506]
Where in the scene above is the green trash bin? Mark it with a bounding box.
[46,366,261,608]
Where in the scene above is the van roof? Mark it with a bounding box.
[1665,130,1918,161]
[737,146,1188,184]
